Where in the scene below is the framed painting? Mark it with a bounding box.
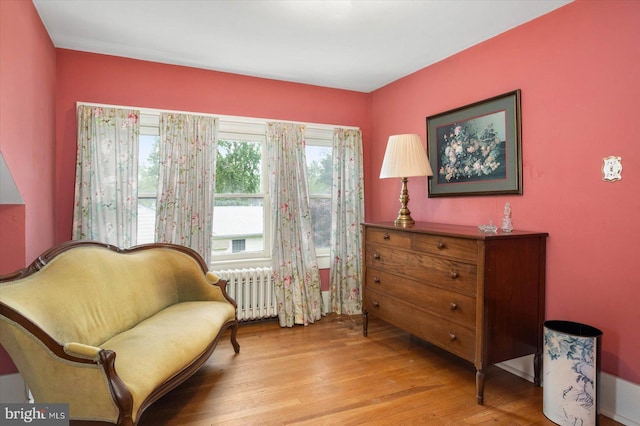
[426,90,522,197]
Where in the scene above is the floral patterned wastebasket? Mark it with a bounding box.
[543,320,603,426]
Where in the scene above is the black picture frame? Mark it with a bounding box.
[426,90,522,197]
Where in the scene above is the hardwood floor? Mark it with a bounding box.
[139,314,619,425]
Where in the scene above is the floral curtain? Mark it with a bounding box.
[329,128,365,315]
[266,122,322,327]
[72,105,140,247]
[156,113,218,265]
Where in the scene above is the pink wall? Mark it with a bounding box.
[0,204,25,374]
[369,0,640,384]
[0,0,56,267]
[0,0,57,373]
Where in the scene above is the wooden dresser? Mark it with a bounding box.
[361,222,547,404]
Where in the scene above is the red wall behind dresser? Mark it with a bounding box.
[368,0,640,384]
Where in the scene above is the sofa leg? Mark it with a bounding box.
[230,322,240,353]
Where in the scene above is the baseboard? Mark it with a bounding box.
[498,356,640,425]
[599,373,640,426]
[0,373,27,403]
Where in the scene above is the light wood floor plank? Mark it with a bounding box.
[139,314,620,425]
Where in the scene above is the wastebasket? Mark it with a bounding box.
[543,320,603,426]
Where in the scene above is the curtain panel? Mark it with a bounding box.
[266,122,322,327]
[329,128,365,315]
[72,105,140,247]
[156,113,218,266]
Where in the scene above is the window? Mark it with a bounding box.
[136,111,339,269]
[304,128,333,256]
[211,122,268,263]
[137,113,160,245]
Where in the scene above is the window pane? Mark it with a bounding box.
[232,239,246,253]
[212,198,264,256]
[137,198,156,245]
[138,134,159,245]
[216,140,262,194]
[306,145,332,195]
[309,197,331,250]
[138,135,159,197]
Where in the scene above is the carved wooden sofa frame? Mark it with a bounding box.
[0,241,240,425]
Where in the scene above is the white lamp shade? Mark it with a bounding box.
[379,134,433,179]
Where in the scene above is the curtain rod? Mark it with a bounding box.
[76,101,360,131]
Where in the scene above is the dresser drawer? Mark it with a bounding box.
[365,244,477,296]
[365,227,412,249]
[364,289,475,362]
[412,233,478,263]
[364,268,476,328]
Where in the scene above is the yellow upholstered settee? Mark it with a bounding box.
[0,241,240,425]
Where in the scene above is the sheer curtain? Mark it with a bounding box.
[329,128,365,314]
[72,105,140,247]
[266,122,322,327]
[156,113,218,265]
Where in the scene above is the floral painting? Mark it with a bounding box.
[436,113,506,183]
[426,90,522,197]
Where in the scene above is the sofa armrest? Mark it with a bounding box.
[205,273,237,310]
[63,342,102,361]
[0,304,134,425]
[206,271,220,283]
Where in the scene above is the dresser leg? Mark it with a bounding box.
[476,369,485,405]
[362,309,368,337]
[533,351,542,386]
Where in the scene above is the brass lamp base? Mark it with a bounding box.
[394,214,415,227]
[394,177,415,228]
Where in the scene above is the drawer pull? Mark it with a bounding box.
[449,333,457,341]
[437,241,446,250]
[373,277,381,284]
[450,303,458,311]
[373,253,381,260]
[383,233,390,240]
[372,301,380,308]
[450,271,459,279]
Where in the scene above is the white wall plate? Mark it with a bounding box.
[602,156,622,181]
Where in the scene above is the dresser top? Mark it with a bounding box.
[363,221,548,240]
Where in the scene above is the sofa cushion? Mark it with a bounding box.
[99,300,236,421]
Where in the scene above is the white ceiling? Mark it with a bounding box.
[33,0,572,93]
